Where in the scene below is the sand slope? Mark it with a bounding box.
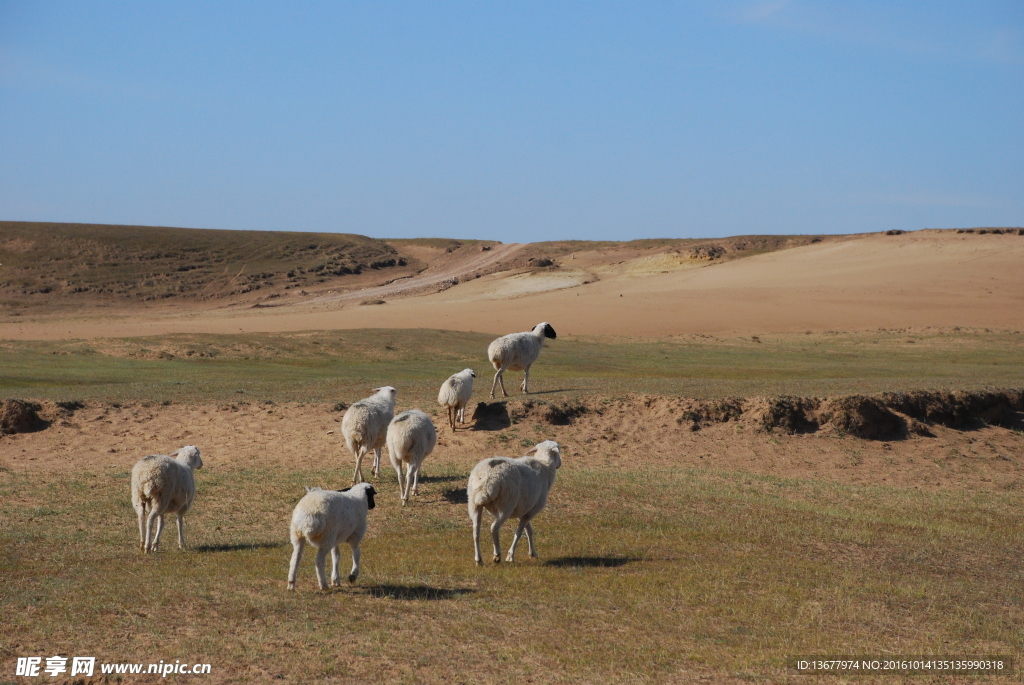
[2,230,1022,339]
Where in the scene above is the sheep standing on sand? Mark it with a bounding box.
[287,483,377,590]
[386,410,437,506]
[341,386,397,484]
[487,322,557,398]
[130,446,203,553]
[438,368,476,430]
[467,440,562,565]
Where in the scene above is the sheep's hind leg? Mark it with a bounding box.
[352,446,367,484]
[287,537,305,590]
[524,521,538,558]
[490,511,510,564]
[410,462,421,497]
[136,501,148,552]
[393,459,406,504]
[330,545,342,587]
[176,512,186,550]
[448,406,455,431]
[371,447,381,478]
[314,547,330,590]
[521,365,531,393]
[148,508,165,553]
[470,504,484,565]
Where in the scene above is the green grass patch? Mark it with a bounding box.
[1,464,1021,682]
[2,328,1023,405]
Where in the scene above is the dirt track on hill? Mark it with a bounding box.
[312,242,527,304]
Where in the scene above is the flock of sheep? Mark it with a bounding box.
[129,322,562,590]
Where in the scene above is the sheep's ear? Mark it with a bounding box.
[523,445,539,456]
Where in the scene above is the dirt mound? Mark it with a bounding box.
[881,389,1023,429]
[818,396,907,440]
[472,388,1023,442]
[0,399,43,434]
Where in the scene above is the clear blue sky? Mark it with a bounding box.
[1,2,1021,241]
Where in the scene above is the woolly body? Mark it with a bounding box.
[386,410,437,505]
[467,440,561,564]
[130,446,203,553]
[287,483,377,590]
[487,322,556,398]
[341,386,397,483]
[437,368,476,430]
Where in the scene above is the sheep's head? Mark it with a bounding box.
[372,386,398,403]
[463,368,477,378]
[175,445,203,470]
[525,440,561,469]
[535,322,557,340]
[361,483,378,510]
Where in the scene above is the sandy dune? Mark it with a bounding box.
[2,230,1022,340]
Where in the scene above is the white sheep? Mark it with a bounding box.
[286,483,377,591]
[341,386,397,484]
[386,410,438,506]
[467,440,562,565]
[487,322,557,398]
[130,446,203,553]
[437,368,476,430]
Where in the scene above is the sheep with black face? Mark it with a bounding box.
[486,322,557,398]
[287,483,377,590]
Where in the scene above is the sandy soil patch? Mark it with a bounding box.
[4,400,1021,496]
[2,230,1022,340]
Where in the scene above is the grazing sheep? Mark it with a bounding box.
[467,440,561,565]
[341,386,397,484]
[386,410,438,506]
[487,322,557,398]
[130,446,203,553]
[437,368,476,430]
[287,483,377,591]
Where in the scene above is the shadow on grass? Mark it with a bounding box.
[417,474,463,484]
[194,541,287,553]
[364,584,475,601]
[442,487,468,504]
[544,556,641,568]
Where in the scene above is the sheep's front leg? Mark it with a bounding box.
[287,538,305,590]
[330,545,342,587]
[489,369,502,399]
[348,544,361,583]
[176,513,186,550]
[470,505,484,565]
[490,511,510,564]
[524,521,538,558]
[506,517,530,562]
[314,547,330,590]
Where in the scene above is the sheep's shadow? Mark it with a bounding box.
[194,541,287,553]
[544,556,641,568]
[416,474,462,484]
[522,388,576,396]
[363,584,475,601]
[469,402,510,431]
[442,487,468,504]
